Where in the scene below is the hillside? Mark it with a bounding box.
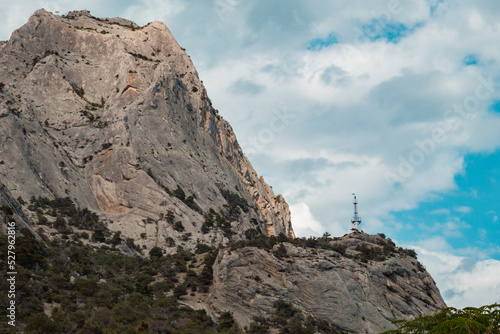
[0,9,446,333]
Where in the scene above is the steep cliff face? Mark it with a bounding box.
[204,233,446,333]
[0,9,294,250]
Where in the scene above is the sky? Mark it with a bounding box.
[1,0,500,309]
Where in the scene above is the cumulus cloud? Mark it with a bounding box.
[411,241,500,308]
[289,202,326,237]
[430,208,451,215]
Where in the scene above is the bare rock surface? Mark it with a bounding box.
[206,233,446,333]
[0,9,294,250]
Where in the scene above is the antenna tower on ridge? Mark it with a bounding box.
[351,193,362,232]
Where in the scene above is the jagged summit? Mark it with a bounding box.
[0,9,294,251]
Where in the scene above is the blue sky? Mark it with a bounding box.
[394,151,500,258]
[2,0,500,308]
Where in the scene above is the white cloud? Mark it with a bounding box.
[416,218,471,238]
[289,202,326,237]
[430,208,451,215]
[411,242,500,308]
[121,0,185,26]
[454,206,472,213]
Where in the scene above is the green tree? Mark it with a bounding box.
[16,228,47,269]
[149,246,163,259]
[218,311,240,332]
[383,304,500,334]
[173,283,188,298]
[25,312,59,333]
[273,243,288,258]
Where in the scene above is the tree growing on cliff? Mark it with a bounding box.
[383,303,500,334]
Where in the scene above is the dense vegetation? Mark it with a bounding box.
[0,226,346,334]
[383,304,500,334]
[0,226,229,333]
[0,197,420,333]
[245,299,347,334]
[231,230,416,263]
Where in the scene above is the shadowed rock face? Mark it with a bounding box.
[206,233,447,333]
[0,9,294,249]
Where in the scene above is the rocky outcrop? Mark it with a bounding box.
[206,233,446,333]
[0,9,294,250]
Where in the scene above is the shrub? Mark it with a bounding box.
[173,221,184,232]
[273,243,288,259]
[173,185,186,201]
[54,216,72,234]
[218,311,237,332]
[16,228,46,269]
[110,231,122,245]
[220,188,249,215]
[165,237,176,247]
[92,228,106,243]
[247,317,270,334]
[25,312,58,333]
[150,246,163,259]
[36,212,49,225]
[245,228,262,240]
[195,243,213,254]
[400,248,418,259]
[74,278,98,297]
[273,299,297,326]
[173,283,187,298]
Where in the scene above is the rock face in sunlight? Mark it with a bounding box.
[0,9,294,250]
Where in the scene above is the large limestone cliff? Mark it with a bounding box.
[0,9,294,249]
[203,233,446,333]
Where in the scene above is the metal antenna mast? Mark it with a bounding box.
[351,193,362,232]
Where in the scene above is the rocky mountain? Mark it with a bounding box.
[0,9,294,251]
[0,9,446,334]
[202,232,446,333]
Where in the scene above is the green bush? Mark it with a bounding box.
[150,246,163,259]
[218,311,238,332]
[173,283,188,298]
[195,243,213,254]
[16,228,47,269]
[173,185,186,201]
[110,231,122,245]
[383,304,500,334]
[173,221,185,232]
[245,228,262,240]
[25,312,59,333]
[273,243,288,258]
